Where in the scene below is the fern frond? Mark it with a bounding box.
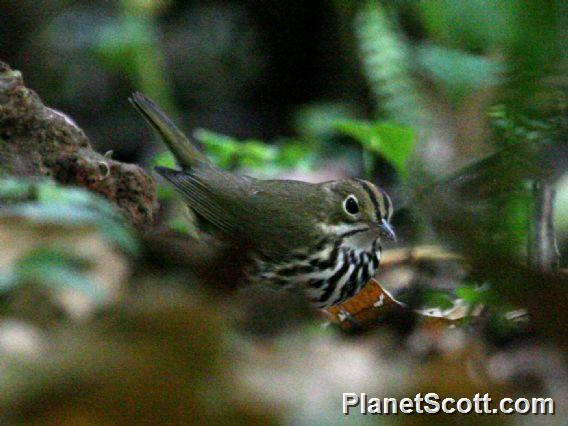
[355,0,427,126]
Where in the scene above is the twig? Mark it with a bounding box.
[529,180,560,271]
[380,245,463,270]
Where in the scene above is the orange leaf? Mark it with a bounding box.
[325,279,462,332]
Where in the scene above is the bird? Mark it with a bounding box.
[130,92,396,308]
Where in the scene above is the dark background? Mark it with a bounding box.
[1,0,369,162]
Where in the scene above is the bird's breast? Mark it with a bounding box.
[249,237,382,308]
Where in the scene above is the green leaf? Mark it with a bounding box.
[151,150,177,169]
[0,178,32,200]
[336,120,416,180]
[417,0,517,51]
[0,273,18,294]
[151,151,178,201]
[417,0,562,112]
[555,175,568,233]
[155,184,176,201]
[16,249,93,273]
[15,249,103,299]
[167,218,192,235]
[8,203,100,226]
[99,219,139,256]
[194,129,239,169]
[194,129,307,172]
[424,290,455,310]
[356,0,428,125]
[277,142,311,169]
[455,283,493,305]
[240,141,277,168]
[93,18,147,75]
[416,44,504,105]
[0,179,139,256]
[293,102,357,141]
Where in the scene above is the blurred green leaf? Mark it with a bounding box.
[336,120,415,179]
[8,203,100,226]
[155,184,175,201]
[356,0,428,125]
[555,175,568,233]
[0,272,18,294]
[0,178,33,200]
[423,290,455,310]
[16,249,92,274]
[417,0,563,112]
[195,129,277,169]
[92,2,174,112]
[487,189,532,256]
[167,218,192,235]
[194,129,241,169]
[150,151,177,201]
[489,105,557,148]
[100,219,139,256]
[417,0,517,52]
[455,283,493,305]
[151,150,177,169]
[194,129,308,173]
[239,141,277,169]
[455,286,480,304]
[0,179,138,255]
[13,249,103,299]
[293,102,357,142]
[277,143,310,169]
[416,44,504,105]
[487,310,525,337]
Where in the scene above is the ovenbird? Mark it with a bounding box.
[131,93,395,308]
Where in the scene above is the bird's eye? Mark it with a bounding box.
[343,195,359,215]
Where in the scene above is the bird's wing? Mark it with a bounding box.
[155,165,244,235]
[156,168,325,259]
[228,179,327,260]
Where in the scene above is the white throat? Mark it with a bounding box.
[317,223,379,252]
[342,231,378,252]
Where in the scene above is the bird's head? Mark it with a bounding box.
[319,179,396,249]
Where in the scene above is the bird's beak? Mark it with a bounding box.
[378,219,396,242]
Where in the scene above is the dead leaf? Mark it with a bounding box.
[326,279,463,332]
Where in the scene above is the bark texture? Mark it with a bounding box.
[0,61,157,227]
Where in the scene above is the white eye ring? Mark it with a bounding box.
[343,195,360,215]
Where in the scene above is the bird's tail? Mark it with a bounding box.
[129,92,211,169]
